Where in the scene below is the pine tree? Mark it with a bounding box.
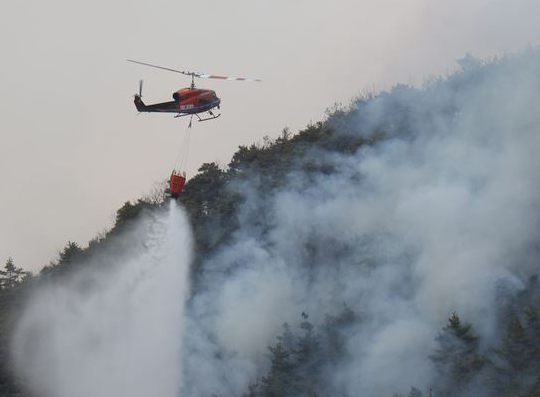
[498,317,531,371]
[524,306,540,355]
[0,258,27,290]
[261,342,293,397]
[277,322,296,352]
[292,312,322,397]
[295,312,320,368]
[323,304,358,362]
[491,314,540,396]
[430,312,485,397]
[407,387,423,397]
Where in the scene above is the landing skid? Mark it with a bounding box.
[196,111,221,122]
[175,110,221,128]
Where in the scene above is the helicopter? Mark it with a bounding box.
[128,59,261,126]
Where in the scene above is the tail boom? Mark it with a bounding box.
[134,95,147,112]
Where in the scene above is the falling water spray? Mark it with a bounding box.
[12,201,191,397]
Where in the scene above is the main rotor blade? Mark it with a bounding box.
[199,74,262,82]
[127,59,196,77]
[127,59,261,82]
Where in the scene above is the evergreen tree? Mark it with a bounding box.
[497,317,531,371]
[295,312,320,368]
[524,306,540,354]
[0,258,27,290]
[41,241,84,277]
[490,314,540,397]
[261,314,323,397]
[430,312,485,397]
[291,313,322,397]
[261,342,293,397]
[323,304,358,362]
[407,387,423,397]
[277,322,296,352]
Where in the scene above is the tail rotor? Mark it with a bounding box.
[134,80,146,112]
[138,79,143,98]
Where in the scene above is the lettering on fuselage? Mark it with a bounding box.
[180,104,195,110]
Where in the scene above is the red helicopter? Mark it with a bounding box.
[128,59,260,127]
[128,60,260,198]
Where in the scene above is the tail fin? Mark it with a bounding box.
[134,95,147,112]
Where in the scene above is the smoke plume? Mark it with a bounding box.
[180,50,540,397]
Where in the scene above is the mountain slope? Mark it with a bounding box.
[2,48,540,397]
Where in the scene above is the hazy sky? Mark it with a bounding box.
[1,0,540,272]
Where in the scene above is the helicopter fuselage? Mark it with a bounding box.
[134,88,221,115]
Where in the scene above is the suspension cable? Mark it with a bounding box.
[172,120,192,174]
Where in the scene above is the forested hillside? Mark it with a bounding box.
[2,49,540,397]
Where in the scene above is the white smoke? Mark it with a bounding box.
[13,202,191,397]
[180,50,540,397]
